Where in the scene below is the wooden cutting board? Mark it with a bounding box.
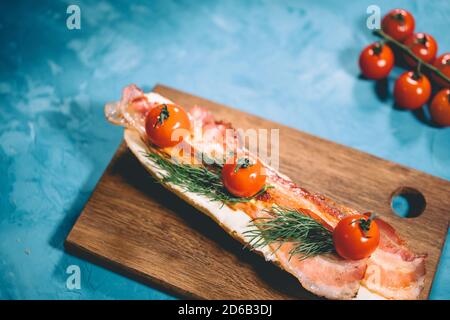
[65,84,449,300]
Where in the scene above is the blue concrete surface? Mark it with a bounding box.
[0,0,448,299]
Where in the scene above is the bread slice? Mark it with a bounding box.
[123,128,381,300]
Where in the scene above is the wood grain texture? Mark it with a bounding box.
[65,84,449,300]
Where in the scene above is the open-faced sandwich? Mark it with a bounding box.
[105,84,426,300]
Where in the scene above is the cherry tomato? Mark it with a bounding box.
[333,214,380,260]
[145,103,191,148]
[432,53,450,88]
[359,42,394,80]
[394,71,431,109]
[429,89,450,127]
[403,33,438,67]
[222,158,266,198]
[381,9,415,41]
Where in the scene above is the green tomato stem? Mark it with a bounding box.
[373,29,450,85]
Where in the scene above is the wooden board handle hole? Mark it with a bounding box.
[390,187,426,218]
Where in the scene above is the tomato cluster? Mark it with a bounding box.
[359,8,450,127]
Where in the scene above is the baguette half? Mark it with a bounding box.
[123,128,381,300]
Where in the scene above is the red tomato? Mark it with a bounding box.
[432,53,450,88]
[403,33,438,67]
[394,71,431,109]
[333,214,380,260]
[222,158,266,198]
[145,103,191,148]
[359,42,394,80]
[381,9,415,41]
[429,89,450,127]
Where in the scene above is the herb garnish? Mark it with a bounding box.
[145,152,271,205]
[154,104,170,128]
[145,153,334,259]
[244,206,335,260]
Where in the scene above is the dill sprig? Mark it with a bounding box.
[145,152,271,205]
[145,152,333,259]
[244,206,335,260]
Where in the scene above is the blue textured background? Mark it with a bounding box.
[0,0,448,299]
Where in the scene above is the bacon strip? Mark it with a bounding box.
[276,248,367,299]
[362,220,426,299]
[107,84,426,299]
